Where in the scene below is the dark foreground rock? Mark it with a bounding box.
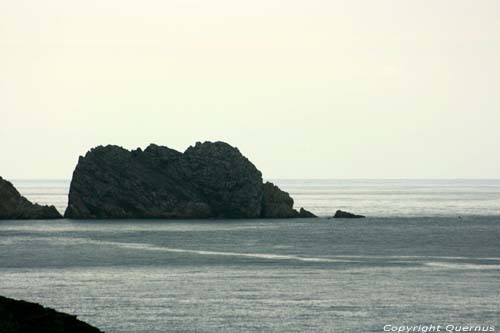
[65,141,316,219]
[333,210,365,218]
[0,295,102,333]
[0,177,62,219]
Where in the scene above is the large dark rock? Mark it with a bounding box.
[183,142,264,218]
[65,141,316,219]
[0,295,102,333]
[0,177,62,219]
[333,210,365,218]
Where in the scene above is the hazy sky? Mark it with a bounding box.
[1,0,499,179]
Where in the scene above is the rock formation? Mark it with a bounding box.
[0,177,62,219]
[261,182,314,218]
[0,295,103,333]
[298,207,317,218]
[65,141,316,219]
[333,210,365,218]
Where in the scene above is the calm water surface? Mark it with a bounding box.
[1,180,499,332]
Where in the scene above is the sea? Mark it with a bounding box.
[1,179,499,332]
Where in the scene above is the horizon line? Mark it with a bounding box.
[8,178,500,182]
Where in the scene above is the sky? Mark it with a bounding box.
[1,0,500,179]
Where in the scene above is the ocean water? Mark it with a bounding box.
[1,180,500,332]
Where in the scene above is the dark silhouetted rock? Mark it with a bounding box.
[183,142,264,218]
[65,141,316,219]
[261,182,297,218]
[0,295,102,333]
[0,177,62,219]
[299,207,317,218]
[333,210,365,218]
[261,182,316,218]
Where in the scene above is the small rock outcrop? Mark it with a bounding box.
[333,210,365,218]
[0,177,62,219]
[299,207,317,218]
[261,182,316,218]
[65,141,316,219]
[0,295,103,333]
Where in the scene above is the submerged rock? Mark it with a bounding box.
[333,210,365,218]
[0,177,62,219]
[65,141,316,219]
[0,295,102,333]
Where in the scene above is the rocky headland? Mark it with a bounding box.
[0,295,102,333]
[0,177,62,219]
[65,141,316,219]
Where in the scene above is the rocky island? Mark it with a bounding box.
[65,141,316,219]
[0,295,102,333]
[0,177,62,219]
